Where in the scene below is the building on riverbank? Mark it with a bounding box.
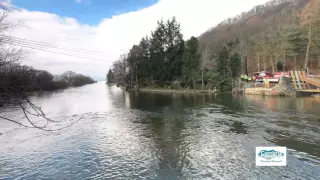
[234,71,320,97]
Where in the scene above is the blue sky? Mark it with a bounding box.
[12,0,159,25]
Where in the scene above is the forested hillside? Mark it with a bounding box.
[109,0,320,91]
[199,0,320,73]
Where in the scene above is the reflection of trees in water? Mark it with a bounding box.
[32,90,60,99]
[128,92,216,112]
[208,94,246,116]
[147,115,191,178]
[266,129,320,158]
[245,95,286,112]
[106,84,115,97]
[128,92,172,111]
[105,88,195,177]
[245,95,320,158]
[245,95,320,114]
[124,91,131,109]
[123,92,320,177]
[243,96,320,138]
[127,93,218,178]
[296,97,320,114]
[105,85,131,108]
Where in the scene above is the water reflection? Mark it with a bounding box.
[0,83,319,179]
[245,95,320,114]
[266,129,320,158]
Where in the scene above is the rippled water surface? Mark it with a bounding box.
[1,82,320,179]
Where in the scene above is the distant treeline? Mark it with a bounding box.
[0,10,96,129]
[0,62,96,95]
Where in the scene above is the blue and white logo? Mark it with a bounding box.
[256,147,286,166]
[258,150,284,160]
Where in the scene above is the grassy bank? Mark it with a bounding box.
[120,86,216,94]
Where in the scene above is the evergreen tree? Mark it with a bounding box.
[148,17,184,84]
[182,36,201,89]
[229,52,242,78]
[214,40,241,91]
[288,28,308,69]
[106,69,114,84]
[149,19,166,83]
[215,46,230,91]
[164,17,185,81]
[111,17,200,88]
[136,37,150,85]
[127,45,140,86]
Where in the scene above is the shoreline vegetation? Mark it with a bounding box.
[0,66,96,95]
[115,76,301,97]
[107,0,320,97]
[119,85,217,94]
[107,17,241,93]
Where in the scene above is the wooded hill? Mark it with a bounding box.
[199,0,320,74]
[108,0,320,91]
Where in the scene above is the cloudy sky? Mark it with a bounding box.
[1,0,270,80]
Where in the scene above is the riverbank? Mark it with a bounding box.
[119,86,216,94]
[139,88,216,94]
[238,77,297,97]
[244,87,296,96]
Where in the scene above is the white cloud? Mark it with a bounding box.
[3,0,270,80]
[75,0,91,5]
[0,0,15,8]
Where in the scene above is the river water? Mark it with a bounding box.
[0,82,320,179]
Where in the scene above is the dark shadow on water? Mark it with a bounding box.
[216,119,248,134]
[275,138,320,158]
[146,114,191,179]
[126,91,218,112]
[213,94,246,115]
[229,121,248,134]
[265,129,320,158]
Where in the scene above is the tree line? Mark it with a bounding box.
[108,0,320,91]
[108,17,241,91]
[0,62,96,94]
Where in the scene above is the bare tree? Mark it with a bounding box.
[0,88,83,131]
[0,10,82,131]
[60,71,77,84]
[301,0,320,70]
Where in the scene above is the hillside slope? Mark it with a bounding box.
[198,0,320,74]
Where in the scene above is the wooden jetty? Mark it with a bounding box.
[291,71,320,96]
